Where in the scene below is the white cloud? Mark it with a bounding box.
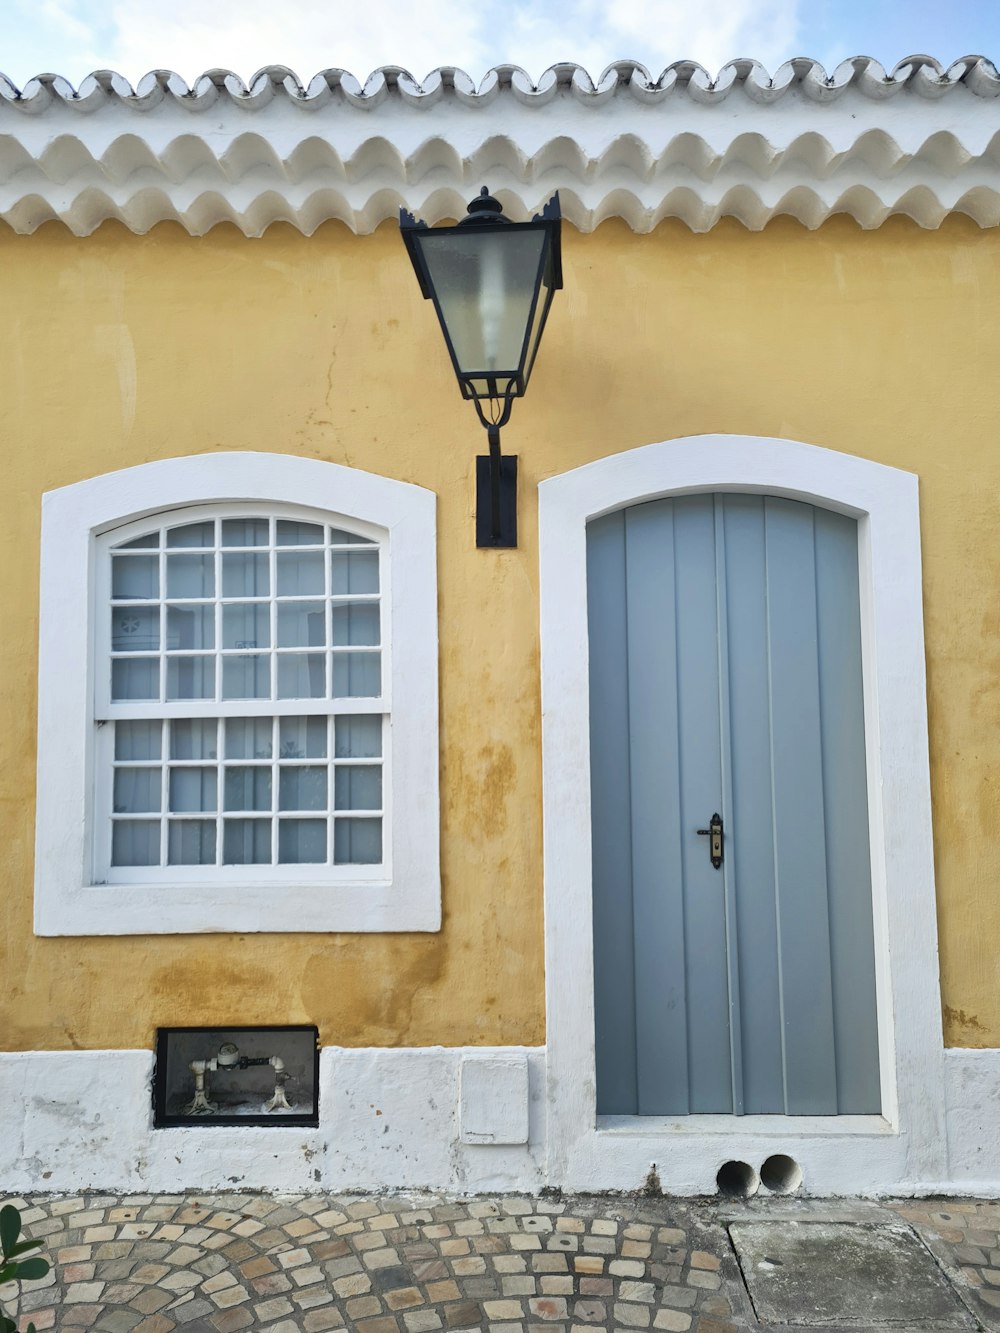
[503,0,801,78]
[84,0,488,82]
[0,0,802,86]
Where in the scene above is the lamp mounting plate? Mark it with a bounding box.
[476,454,518,548]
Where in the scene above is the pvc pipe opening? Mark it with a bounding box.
[716,1159,760,1198]
[760,1153,803,1194]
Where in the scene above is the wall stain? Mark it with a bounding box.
[146,958,278,1026]
[944,1005,989,1045]
[445,742,517,841]
[299,937,446,1046]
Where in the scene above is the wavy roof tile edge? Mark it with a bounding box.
[1,55,998,109]
[1,56,999,235]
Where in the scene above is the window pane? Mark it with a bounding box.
[276,520,323,545]
[114,768,162,813]
[278,819,326,864]
[111,605,159,652]
[330,550,379,595]
[166,655,215,700]
[224,766,272,812]
[222,654,270,700]
[170,719,218,760]
[225,718,273,760]
[99,514,393,881]
[166,521,214,548]
[222,552,269,598]
[223,819,272,865]
[277,653,325,699]
[223,603,270,650]
[334,766,382,811]
[279,767,327,811]
[280,716,327,759]
[329,527,374,546]
[331,602,379,646]
[112,820,160,866]
[115,720,162,761]
[277,601,326,648]
[167,604,214,650]
[332,652,380,698]
[112,657,158,701]
[334,818,382,865]
[166,553,214,598]
[169,767,217,812]
[277,550,324,596]
[168,821,217,866]
[112,554,158,600]
[335,715,381,759]
[222,518,268,546]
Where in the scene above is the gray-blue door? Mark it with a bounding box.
[587,493,880,1116]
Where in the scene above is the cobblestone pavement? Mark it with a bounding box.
[3,1192,1000,1332]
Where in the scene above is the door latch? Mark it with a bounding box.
[697,813,724,869]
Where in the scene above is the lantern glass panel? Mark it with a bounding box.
[522,247,557,387]
[417,228,547,379]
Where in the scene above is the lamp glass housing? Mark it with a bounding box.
[401,195,562,406]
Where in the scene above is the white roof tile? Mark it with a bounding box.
[0,56,997,234]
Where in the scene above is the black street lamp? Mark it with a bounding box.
[400,188,563,547]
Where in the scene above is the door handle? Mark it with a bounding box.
[696,813,724,869]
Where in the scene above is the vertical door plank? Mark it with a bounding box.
[764,498,839,1114]
[587,511,639,1113]
[720,495,785,1113]
[814,508,881,1113]
[713,500,744,1113]
[625,501,691,1114]
[673,497,732,1113]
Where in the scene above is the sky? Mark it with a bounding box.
[1,0,998,89]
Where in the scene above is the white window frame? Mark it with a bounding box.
[34,452,440,935]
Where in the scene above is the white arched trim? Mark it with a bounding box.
[538,435,945,1193]
[34,452,440,935]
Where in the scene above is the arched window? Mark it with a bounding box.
[35,454,440,935]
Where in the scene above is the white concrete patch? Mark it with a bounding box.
[537,436,946,1196]
[459,1054,530,1145]
[0,1048,544,1194]
[943,1049,1000,1195]
[0,1051,149,1193]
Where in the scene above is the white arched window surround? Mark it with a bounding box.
[35,452,440,936]
[538,436,946,1194]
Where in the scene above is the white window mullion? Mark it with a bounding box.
[214,523,223,707]
[271,713,280,866]
[328,712,336,866]
[269,519,278,705]
[160,717,170,868]
[158,542,167,705]
[215,716,223,867]
[324,525,333,701]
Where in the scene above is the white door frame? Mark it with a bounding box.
[538,435,945,1194]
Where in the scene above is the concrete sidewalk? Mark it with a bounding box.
[2,1191,997,1333]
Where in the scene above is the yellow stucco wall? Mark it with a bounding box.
[2,214,998,1051]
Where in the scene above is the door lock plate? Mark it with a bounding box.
[697,812,724,869]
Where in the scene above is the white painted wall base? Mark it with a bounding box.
[2,1046,999,1196]
[0,1048,545,1195]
